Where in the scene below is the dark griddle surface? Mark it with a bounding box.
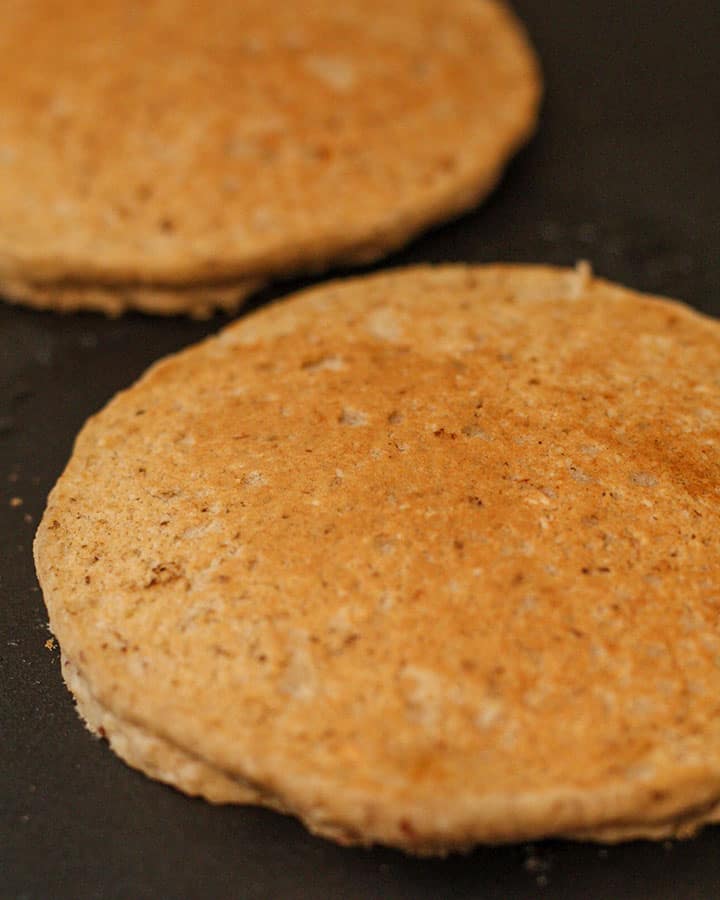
[2,1,719,897]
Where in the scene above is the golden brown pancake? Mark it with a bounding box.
[35,265,720,853]
[0,1,540,315]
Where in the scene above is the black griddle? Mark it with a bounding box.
[2,1,719,897]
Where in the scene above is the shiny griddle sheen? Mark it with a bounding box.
[2,0,720,896]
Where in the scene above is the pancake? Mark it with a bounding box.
[35,265,720,853]
[0,0,540,315]
[0,273,263,317]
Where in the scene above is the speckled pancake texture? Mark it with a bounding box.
[35,265,720,853]
[0,0,540,315]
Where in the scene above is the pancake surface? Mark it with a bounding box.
[35,265,720,852]
[0,0,539,314]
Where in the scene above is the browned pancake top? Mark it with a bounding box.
[35,266,720,850]
[0,0,539,295]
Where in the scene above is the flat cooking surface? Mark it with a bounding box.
[2,1,719,897]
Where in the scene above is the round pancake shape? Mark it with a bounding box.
[0,0,540,315]
[35,265,720,853]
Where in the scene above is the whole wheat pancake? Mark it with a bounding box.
[35,265,720,853]
[0,1,539,316]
